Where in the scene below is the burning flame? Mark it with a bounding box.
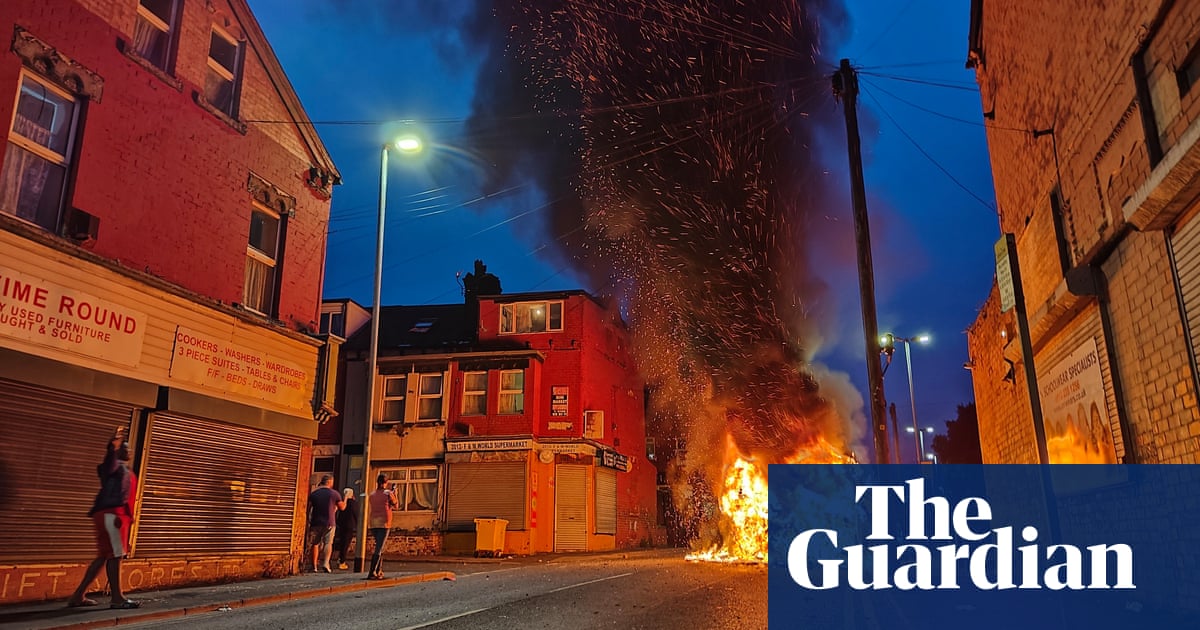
[686,435,852,564]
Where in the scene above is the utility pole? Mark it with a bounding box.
[833,58,889,464]
[889,403,902,464]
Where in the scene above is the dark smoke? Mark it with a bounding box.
[462,1,862,479]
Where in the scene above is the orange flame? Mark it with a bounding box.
[686,435,852,563]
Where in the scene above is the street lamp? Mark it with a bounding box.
[881,333,930,464]
[906,425,935,464]
[361,133,423,572]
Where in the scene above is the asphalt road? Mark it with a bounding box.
[122,551,769,630]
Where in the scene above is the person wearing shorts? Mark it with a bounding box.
[306,475,345,572]
[68,427,140,609]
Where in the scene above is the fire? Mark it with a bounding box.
[686,435,852,564]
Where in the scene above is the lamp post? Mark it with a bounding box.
[359,134,422,573]
[906,425,935,463]
[882,333,929,463]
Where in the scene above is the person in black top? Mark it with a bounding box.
[334,488,358,570]
[306,475,345,573]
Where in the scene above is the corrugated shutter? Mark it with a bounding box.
[555,464,587,551]
[595,467,617,535]
[445,462,525,530]
[1034,307,1125,461]
[1173,214,1200,396]
[135,412,300,556]
[0,378,135,562]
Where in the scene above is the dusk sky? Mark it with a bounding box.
[248,0,998,463]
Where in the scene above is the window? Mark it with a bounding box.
[133,0,179,71]
[409,319,436,333]
[499,301,564,333]
[1177,43,1200,98]
[380,466,439,512]
[462,371,487,416]
[243,205,281,314]
[319,311,345,336]
[417,373,444,420]
[0,72,79,231]
[313,456,335,473]
[204,27,242,118]
[381,375,406,423]
[498,370,524,414]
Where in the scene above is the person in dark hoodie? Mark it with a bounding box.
[67,426,139,609]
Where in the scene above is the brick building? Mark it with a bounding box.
[321,264,662,556]
[0,0,338,603]
[965,0,1200,464]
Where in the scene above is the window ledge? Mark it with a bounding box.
[116,38,183,92]
[192,90,247,135]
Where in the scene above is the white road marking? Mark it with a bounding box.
[548,572,634,593]
[395,607,491,630]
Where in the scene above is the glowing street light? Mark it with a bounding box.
[882,333,930,464]
[906,425,935,464]
[361,133,424,572]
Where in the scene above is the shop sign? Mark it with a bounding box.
[169,325,309,411]
[0,264,148,366]
[600,449,630,472]
[446,438,533,452]
[551,385,569,416]
[539,442,596,455]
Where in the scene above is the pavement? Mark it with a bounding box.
[0,559,463,630]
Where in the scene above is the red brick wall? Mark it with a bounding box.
[0,0,331,331]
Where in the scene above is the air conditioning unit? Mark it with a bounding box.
[583,410,604,439]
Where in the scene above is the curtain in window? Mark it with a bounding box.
[243,256,274,313]
[411,480,437,510]
[133,17,167,68]
[0,116,54,225]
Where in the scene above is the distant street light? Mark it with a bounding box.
[361,133,424,572]
[882,333,930,464]
[906,425,935,464]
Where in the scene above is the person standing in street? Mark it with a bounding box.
[68,426,140,609]
[334,488,358,570]
[367,473,398,580]
[306,475,345,573]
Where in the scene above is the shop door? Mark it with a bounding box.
[555,464,587,551]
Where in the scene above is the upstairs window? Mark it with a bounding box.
[417,373,444,420]
[133,0,179,72]
[244,205,281,315]
[499,301,564,334]
[498,370,524,415]
[1178,43,1200,98]
[381,375,407,423]
[204,27,242,118]
[319,311,345,337]
[462,372,487,416]
[0,72,80,232]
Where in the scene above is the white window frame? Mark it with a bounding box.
[205,25,242,117]
[499,301,564,334]
[461,371,487,416]
[379,465,440,513]
[1,70,79,230]
[380,375,407,423]
[417,373,445,421]
[243,203,280,315]
[498,369,524,415]
[134,0,179,71]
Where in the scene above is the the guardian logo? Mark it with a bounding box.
[787,479,1134,591]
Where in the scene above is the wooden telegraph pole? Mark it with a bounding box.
[833,58,890,464]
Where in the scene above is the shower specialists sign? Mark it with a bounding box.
[768,465,1200,629]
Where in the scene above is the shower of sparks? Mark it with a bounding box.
[466,0,861,554]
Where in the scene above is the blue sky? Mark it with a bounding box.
[248,0,998,463]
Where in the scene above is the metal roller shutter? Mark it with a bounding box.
[1173,214,1200,396]
[0,378,136,562]
[445,462,525,531]
[555,464,587,551]
[595,467,617,535]
[135,412,300,556]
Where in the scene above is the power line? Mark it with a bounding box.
[859,76,1032,134]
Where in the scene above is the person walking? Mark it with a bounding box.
[67,427,140,609]
[306,475,345,573]
[334,488,358,570]
[367,473,398,579]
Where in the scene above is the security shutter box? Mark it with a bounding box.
[0,378,136,562]
[135,412,300,556]
[445,461,526,530]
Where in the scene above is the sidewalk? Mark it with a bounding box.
[0,562,456,630]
